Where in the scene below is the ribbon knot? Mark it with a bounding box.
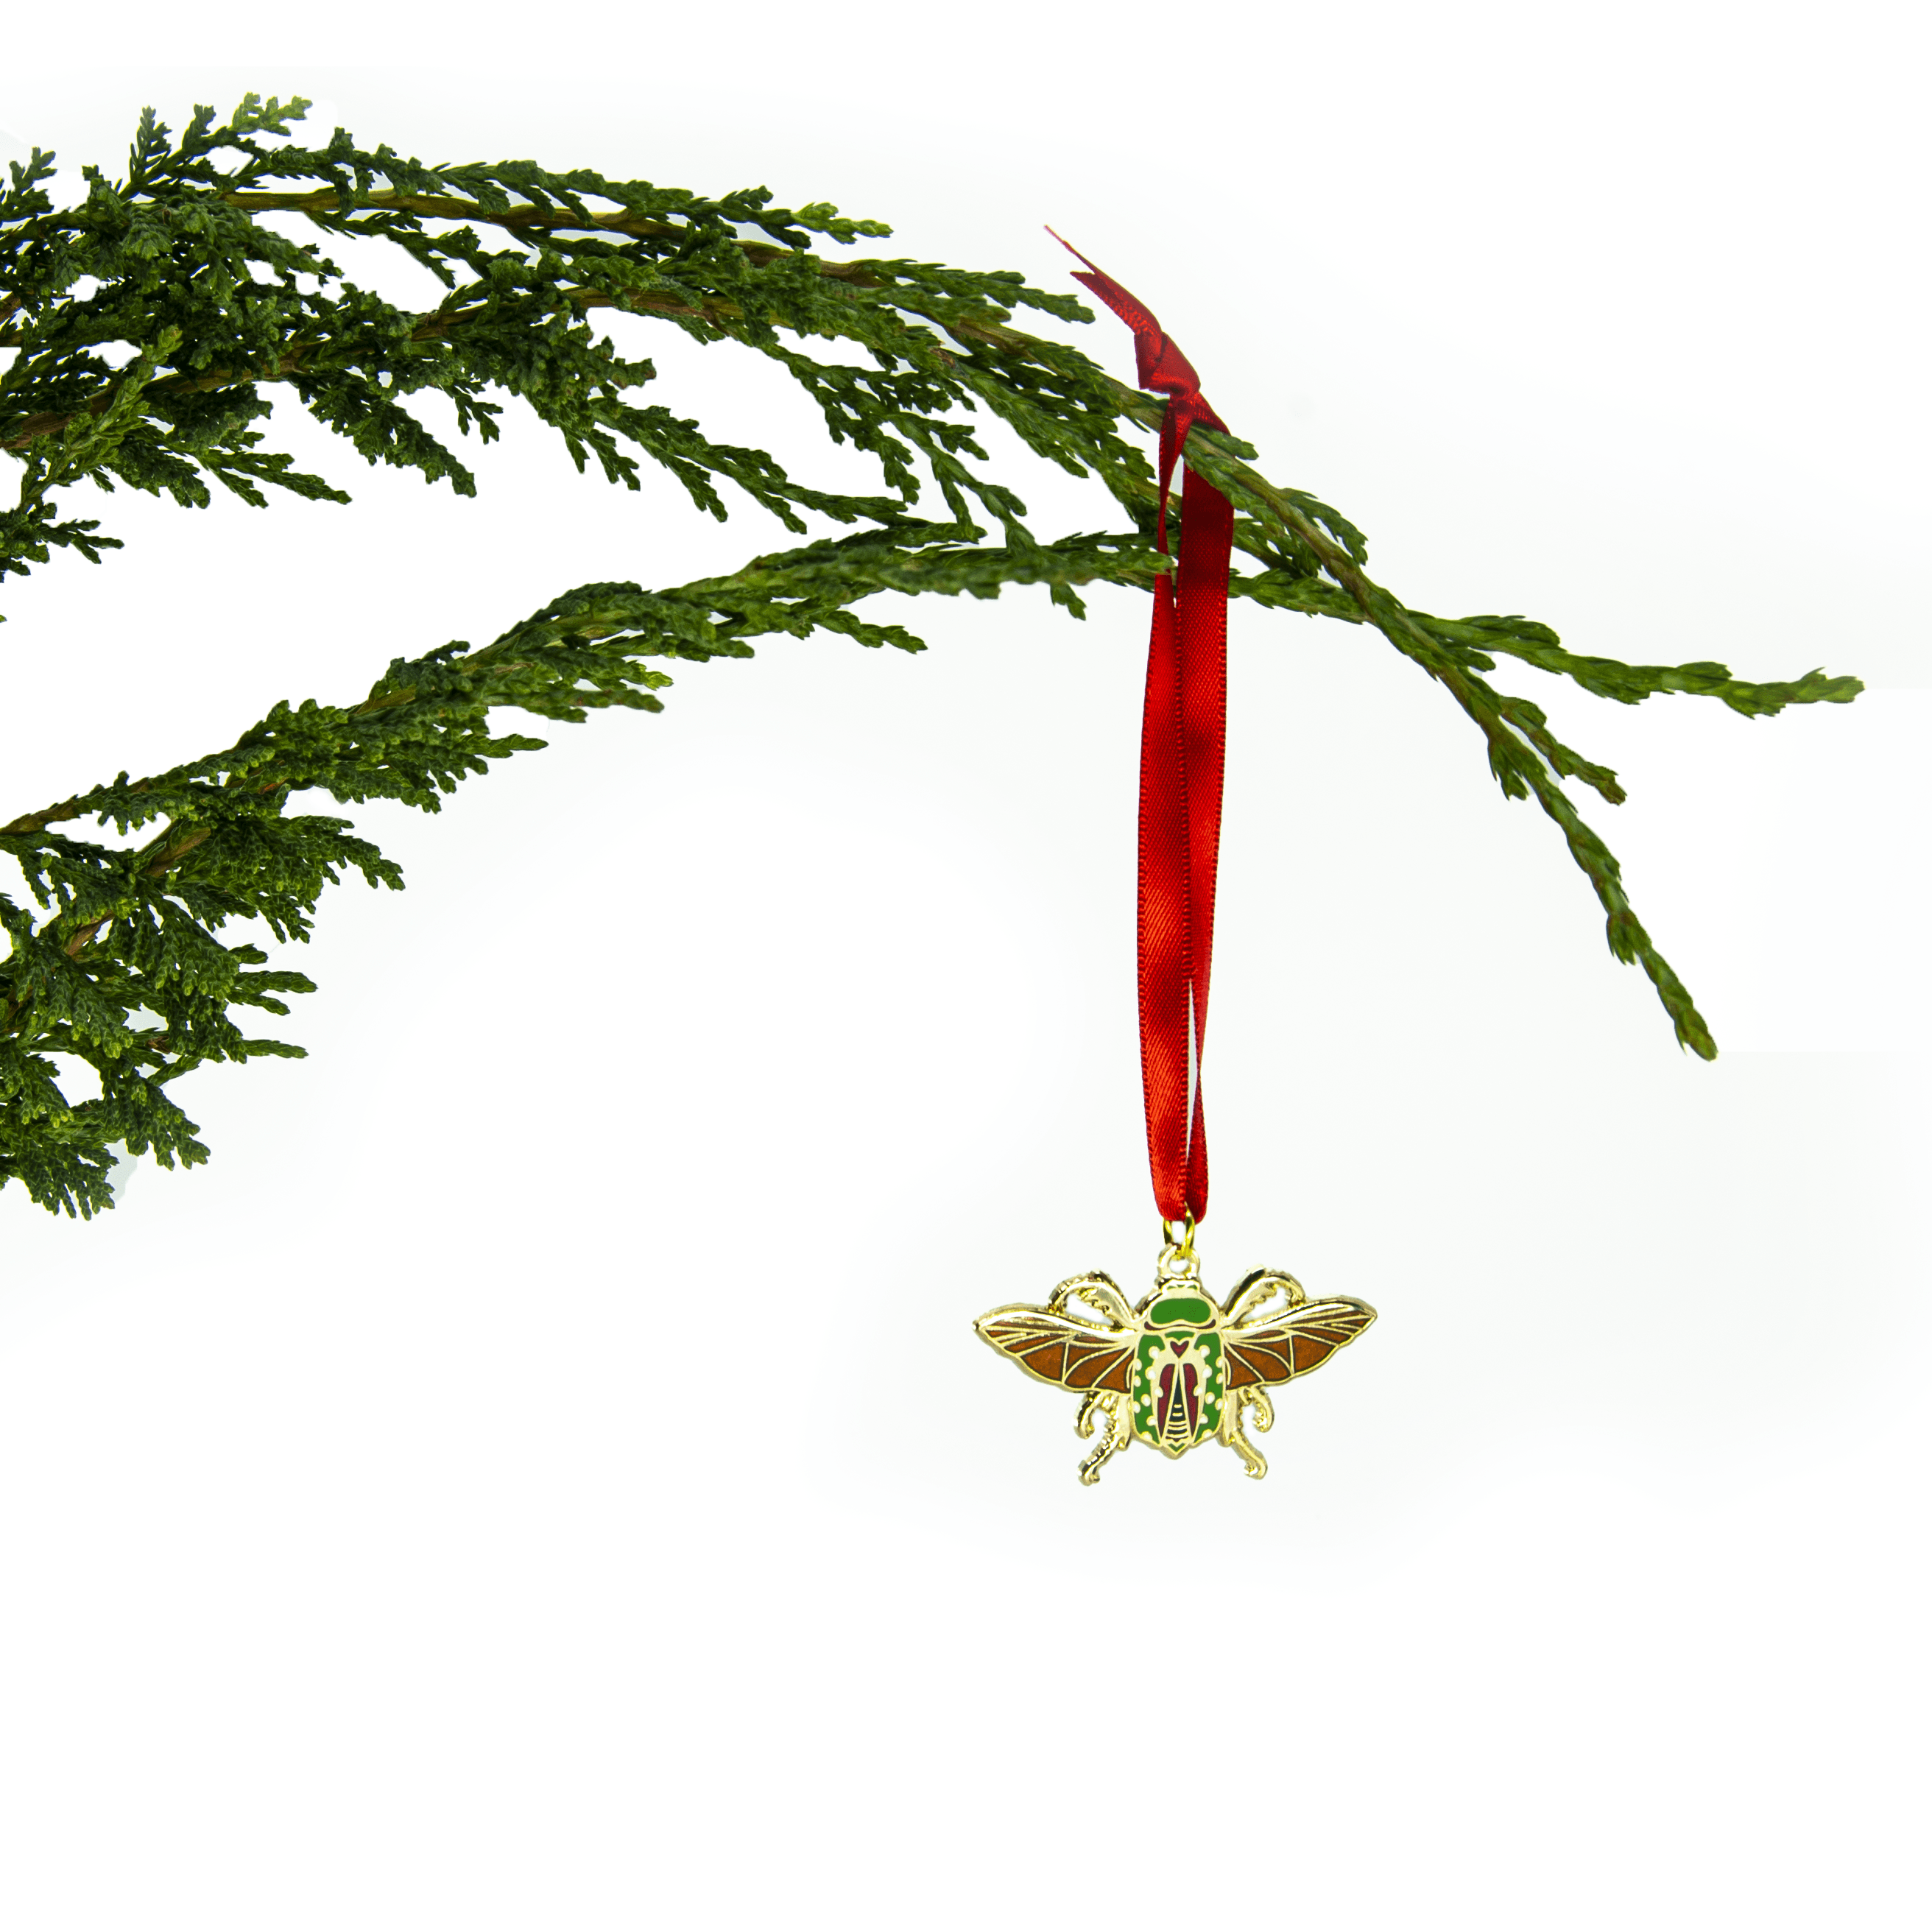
[1048,228,1229,557]
[1049,230,1237,1227]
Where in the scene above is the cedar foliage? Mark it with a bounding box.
[0,96,1861,1218]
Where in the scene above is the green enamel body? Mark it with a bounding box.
[1130,1293,1226,1456]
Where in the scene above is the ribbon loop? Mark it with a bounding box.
[1051,230,1235,1227]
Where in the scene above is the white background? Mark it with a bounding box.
[1,8,1926,1927]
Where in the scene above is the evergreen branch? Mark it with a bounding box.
[0,94,1864,1213]
[218,188,901,267]
[1416,613,1864,718]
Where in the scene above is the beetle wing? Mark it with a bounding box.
[975,1305,1136,1394]
[1223,1298,1376,1389]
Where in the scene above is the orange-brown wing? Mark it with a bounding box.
[974,1306,1135,1394]
[1224,1298,1376,1389]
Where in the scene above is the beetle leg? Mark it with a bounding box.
[1076,1389,1130,1485]
[1052,1275,1137,1330]
[1220,1388,1274,1481]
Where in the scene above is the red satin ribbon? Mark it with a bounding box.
[1050,230,1235,1227]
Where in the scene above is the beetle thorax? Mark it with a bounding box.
[1130,1287,1227,1457]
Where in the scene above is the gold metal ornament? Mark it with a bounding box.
[973,1235,1375,1484]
